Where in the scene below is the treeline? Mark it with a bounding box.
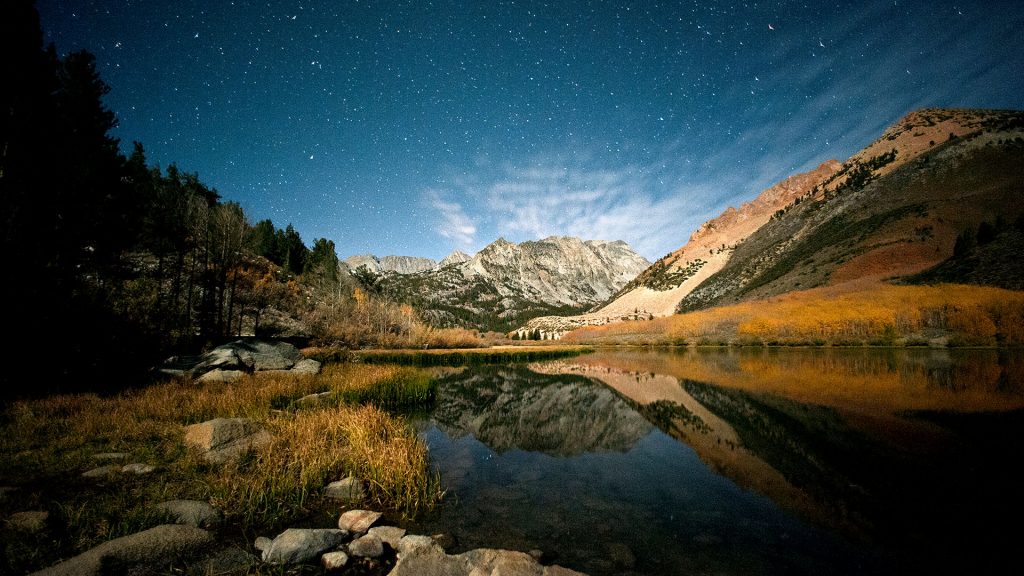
[0,4,343,393]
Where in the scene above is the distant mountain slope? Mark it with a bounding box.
[523,108,1024,338]
[352,236,651,332]
[679,108,1024,312]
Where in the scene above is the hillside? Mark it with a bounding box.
[527,108,1024,339]
[352,236,651,333]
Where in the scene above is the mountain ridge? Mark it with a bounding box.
[522,107,1024,338]
[351,235,651,332]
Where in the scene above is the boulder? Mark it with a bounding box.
[337,509,381,534]
[183,418,272,464]
[155,500,223,528]
[262,528,348,565]
[388,537,589,576]
[348,533,383,558]
[291,358,322,375]
[324,477,365,503]
[29,524,215,576]
[368,525,405,549]
[198,369,246,383]
[189,348,252,378]
[217,340,303,372]
[7,510,48,534]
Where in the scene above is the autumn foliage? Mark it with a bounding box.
[565,284,1024,347]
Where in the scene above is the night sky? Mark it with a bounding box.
[36,1,1024,261]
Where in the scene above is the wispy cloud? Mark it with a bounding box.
[425,189,477,250]
[431,161,705,260]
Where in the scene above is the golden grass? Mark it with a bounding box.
[564,283,1024,347]
[0,363,440,570]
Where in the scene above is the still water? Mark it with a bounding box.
[407,348,1024,575]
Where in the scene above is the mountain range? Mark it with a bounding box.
[346,236,651,332]
[523,108,1024,338]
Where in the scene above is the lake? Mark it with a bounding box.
[406,347,1024,575]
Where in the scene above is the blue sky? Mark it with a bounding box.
[37,0,1024,261]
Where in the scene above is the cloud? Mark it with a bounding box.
[425,190,477,249]
[450,161,703,260]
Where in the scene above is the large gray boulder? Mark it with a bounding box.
[221,340,303,371]
[184,339,304,378]
[29,524,215,576]
[262,528,348,565]
[183,418,272,464]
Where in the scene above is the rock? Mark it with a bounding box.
[396,534,441,556]
[81,464,120,479]
[262,528,348,566]
[338,509,381,534]
[7,510,48,534]
[218,340,303,371]
[294,391,333,408]
[155,500,223,528]
[92,452,129,461]
[368,525,405,549]
[29,524,215,576]
[190,347,252,378]
[253,536,273,556]
[348,533,383,558]
[198,369,246,383]
[388,538,590,576]
[183,418,272,464]
[121,463,156,475]
[291,358,322,375]
[324,477,365,503]
[321,550,349,570]
[462,548,544,576]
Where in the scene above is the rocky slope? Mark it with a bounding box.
[353,237,650,332]
[678,108,1024,312]
[344,254,438,274]
[525,108,1024,337]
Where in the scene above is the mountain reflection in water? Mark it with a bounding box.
[410,349,1024,576]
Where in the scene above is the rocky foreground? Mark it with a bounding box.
[17,498,584,575]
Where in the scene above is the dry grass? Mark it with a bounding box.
[0,363,440,572]
[565,283,1024,347]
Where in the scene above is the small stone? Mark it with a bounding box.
[254,536,273,553]
[368,526,406,549]
[263,528,348,565]
[122,463,156,474]
[321,550,349,570]
[7,510,49,534]
[93,452,129,461]
[325,476,365,503]
[81,464,120,479]
[338,509,381,533]
[348,533,384,558]
[529,549,544,562]
[543,566,589,576]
